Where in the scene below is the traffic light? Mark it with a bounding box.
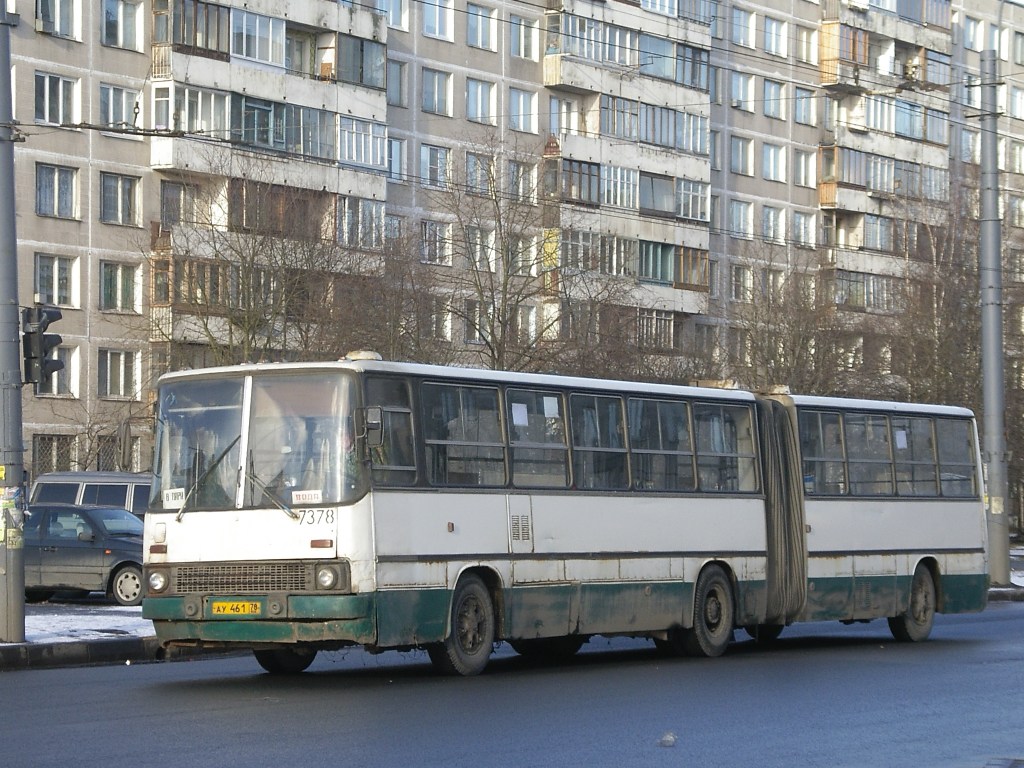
[21,305,63,385]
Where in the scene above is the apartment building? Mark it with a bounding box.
[11,0,1024,486]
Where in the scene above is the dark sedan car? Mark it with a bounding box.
[23,504,144,606]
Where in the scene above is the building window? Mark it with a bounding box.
[421,220,452,265]
[864,214,893,251]
[420,144,450,188]
[378,0,405,28]
[466,78,494,124]
[793,211,815,247]
[35,347,73,397]
[464,299,493,343]
[387,60,407,107]
[35,72,76,125]
[795,26,816,64]
[763,80,783,119]
[731,72,753,111]
[510,15,537,60]
[466,227,496,271]
[762,143,785,182]
[339,35,386,89]
[550,96,579,136]
[231,10,285,66]
[466,152,493,194]
[638,309,676,351]
[422,68,451,116]
[680,246,708,288]
[794,87,814,125]
[560,159,601,204]
[678,179,709,221]
[101,0,139,50]
[100,262,139,312]
[99,173,138,225]
[794,150,815,187]
[467,4,495,50]
[729,200,753,239]
[731,8,754,48]
[638,241,675,283]
[36,164,76,219]
[509,88,536,133]
[422,0,453,39]
[964,16,981,51]
[387,138,406,182]
[98,349,138,400]
[340,118,387,169]
[339,196,386,250]
[639,173,675,216]
[730,136,753,175]
[762,206,784,243]
[421,296,452,341]
[35,253,74,306]
[37,0,75,37]
[33,434,75,475]
[763,17,786,57]
[508,160,534,203]
[730,264,753,301]
[99,83,139,130]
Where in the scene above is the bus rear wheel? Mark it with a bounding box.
[888,564,936,643]
[428,575,495,676]
[682,565,734,657]
[254,647,317,674]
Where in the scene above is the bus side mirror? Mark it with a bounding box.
[365,406,384,448]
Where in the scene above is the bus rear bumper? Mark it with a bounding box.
[144,594,376,647]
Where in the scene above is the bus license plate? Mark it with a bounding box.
[210,600,262,617]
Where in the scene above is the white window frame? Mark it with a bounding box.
[98,349,139,400]
[466,4,495,50]
[422,0,453,40]
[99,172,138,226]
[420,144,450,188]
[36,164,76,219]
[101,0,140,50]
[466,78,494,124]
[509,88,537,133]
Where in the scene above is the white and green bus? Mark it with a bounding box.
[142,355,989,674]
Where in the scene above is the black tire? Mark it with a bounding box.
[888,564,936,643]
[742,624,784,644]
[24,590,55,604]
[510,635,586,661]
[427,575,495,676]
[111,564,143,606]
[682,565,735,657]
[254,647,317,674]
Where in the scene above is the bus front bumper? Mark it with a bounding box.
[143,594,376,647]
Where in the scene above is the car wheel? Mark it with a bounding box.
[25,590,55,604]
[111,564,144,606]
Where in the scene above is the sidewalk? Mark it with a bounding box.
[3,580,1024,672]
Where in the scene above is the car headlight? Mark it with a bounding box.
[315,565,338,590]
[148,570,169,593]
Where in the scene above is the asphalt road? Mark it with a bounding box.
[2,602,1023,768]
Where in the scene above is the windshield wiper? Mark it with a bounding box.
[175,434,241,521]
[243,451,299,519]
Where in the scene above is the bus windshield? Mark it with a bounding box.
[152,372,362,511]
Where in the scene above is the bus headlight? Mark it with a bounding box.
[148,570,169,593]
[315,565,339,590]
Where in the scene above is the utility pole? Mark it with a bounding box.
[980,50,1011,586]
[0,5,23,642]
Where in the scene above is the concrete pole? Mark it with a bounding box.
[980,50,1011,586]
[0,7,23,642]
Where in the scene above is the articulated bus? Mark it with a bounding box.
[142,355,988,674]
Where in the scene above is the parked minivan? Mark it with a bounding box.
[30,472,152,516]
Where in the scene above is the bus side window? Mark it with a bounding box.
[798,410,846,495]
[936,418,977,497]
[569,394,628,490]
[627,398,695,491]
[366,377,416,486]
[508,389,569,488]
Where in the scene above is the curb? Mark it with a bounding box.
[0,636,236,672]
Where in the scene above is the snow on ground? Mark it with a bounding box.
[9,604,153,646]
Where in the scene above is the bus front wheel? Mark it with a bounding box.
[254,647,317,674]
[682,565,735,657]
[428,575,495,676]
[888,564,936,643]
